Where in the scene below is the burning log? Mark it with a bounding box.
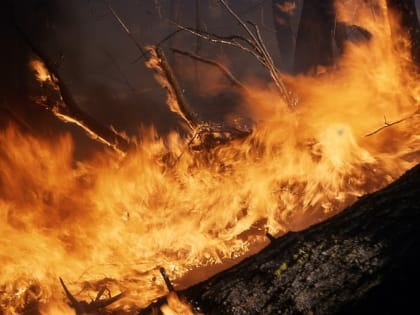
[174,163,420,314]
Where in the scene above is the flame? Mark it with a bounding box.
[30,59,52,83]
[160,292,198,315]
[1,1,420,314]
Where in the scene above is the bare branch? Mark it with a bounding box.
[15,23,131,155]
[174,24,262,62]
[103,0,146,56]
[364,108,420,137]
[172,1,297,108]
[219,0,261,50]
[217,0,297,107]
[248,21,295,106]
[171,48,248,91]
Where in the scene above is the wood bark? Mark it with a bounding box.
[293,0,335,74]
[169,163,420,314]
[272,0,299,73]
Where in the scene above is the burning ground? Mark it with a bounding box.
[0,1,419,314]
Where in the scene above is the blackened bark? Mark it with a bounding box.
[181,163,420,314]
[272,0,299,73]
[386,0,420,66]
[293,0,335,74]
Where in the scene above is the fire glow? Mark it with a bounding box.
[1,1,419,314]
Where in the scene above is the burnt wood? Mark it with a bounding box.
[180,163,420,314]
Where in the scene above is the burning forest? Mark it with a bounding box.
[0,0,419,314]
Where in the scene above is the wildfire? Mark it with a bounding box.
[1,1,419,314]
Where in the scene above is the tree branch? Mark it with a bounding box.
[15,23,131,155]
[104,0,146,56]
[364,107,419,137]
[170,48,248,91]
[145,46,201,131]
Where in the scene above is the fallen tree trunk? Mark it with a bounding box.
[174,163,420,314]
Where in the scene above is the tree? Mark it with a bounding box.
[293,0,335,74]
[271,0,300,73]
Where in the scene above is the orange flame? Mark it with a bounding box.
[1,1,419,314]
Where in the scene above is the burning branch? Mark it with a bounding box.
[145,45,251,151]
[59,278,124,314]
[145,45,200,131]
[15,24,131,155]
[365,107,420,137]
[104,0,146,57]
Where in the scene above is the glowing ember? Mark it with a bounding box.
[1,1,419,314]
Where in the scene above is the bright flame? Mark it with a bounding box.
[30,59,52,83]
[160,292,198,315]
[1,1,419,314]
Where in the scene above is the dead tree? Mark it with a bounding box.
[293,0,335,74]
[175,163,420,314]
[271,0,299,73]
[291,0,374,74]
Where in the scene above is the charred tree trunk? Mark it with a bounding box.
[272,0,299,73]
[293,0,335,74]
[386,0,420,66]
[178,163,420,314]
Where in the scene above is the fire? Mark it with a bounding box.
[1,1,419,314]
[30,59,52,83]
[160,292,198,315]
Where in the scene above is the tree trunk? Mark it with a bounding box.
[386,0,420,66]
[293,0,335,74]
[272,0,299,73]
[178,163,420,314]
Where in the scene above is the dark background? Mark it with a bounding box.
[1,0,419,157]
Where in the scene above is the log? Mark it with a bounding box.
[177,163,420,314]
